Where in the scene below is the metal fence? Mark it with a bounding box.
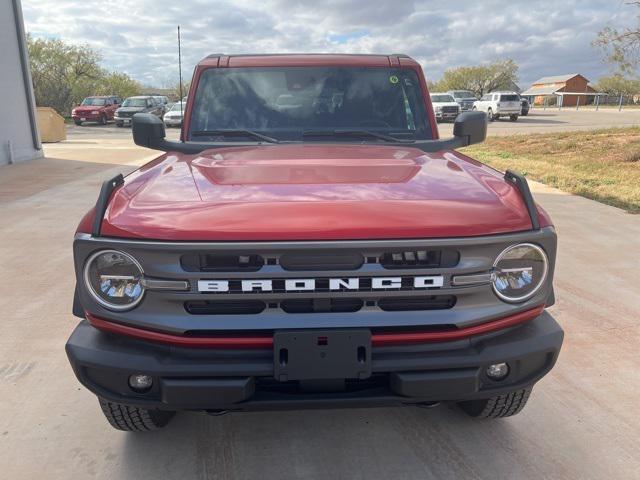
[525,93,640,111]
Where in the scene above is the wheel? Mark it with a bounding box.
[521,110,528,116]
[510,114,519,122]
[457,387,532,419]
[74,120,82,126]
[100,114,107,125]
[116,123,123,128]
[98,398,175,431]
[487,108,494,122]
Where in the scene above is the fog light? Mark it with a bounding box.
[128,374,153,392]
[486,363,509,380]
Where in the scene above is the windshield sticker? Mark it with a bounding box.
[389,75,399,84]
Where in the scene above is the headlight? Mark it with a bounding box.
[435,106,442,111]
[492,243,548,303]
[84,250,145,310]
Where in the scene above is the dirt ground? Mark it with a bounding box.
[0,131,639,479]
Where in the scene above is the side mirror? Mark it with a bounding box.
[132,113,166,149]
[452,111,487,146]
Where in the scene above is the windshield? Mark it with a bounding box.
[81,98,106,106]
[169,102,185,112]
[189,67,431,141]
[451,91,475,99]
[431,94,455,103]
[122,98,148,107]
[500,94,519,101]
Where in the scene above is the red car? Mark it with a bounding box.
[66,54,563,431]
[71,96,121,126]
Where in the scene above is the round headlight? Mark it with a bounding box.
[492,243,548,303]
[84,250,144,310]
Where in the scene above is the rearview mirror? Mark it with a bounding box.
[452,111,487,146]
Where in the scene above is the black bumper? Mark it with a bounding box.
[66,311,563,412]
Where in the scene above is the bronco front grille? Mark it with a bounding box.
[184,295,456,315]
[182,249,458,272]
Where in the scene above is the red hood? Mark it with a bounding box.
[74,105,106,111]
[97,144,544,241]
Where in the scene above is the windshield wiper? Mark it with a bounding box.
[191,129,279,143]
[302,130,414,143]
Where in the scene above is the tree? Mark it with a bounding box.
[593,2,640,74]
[431,60,519,97]
[27,36,140,114]
[595,74,640,96]
[27,36,103,114]
[96,73,141,100]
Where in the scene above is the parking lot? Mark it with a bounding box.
[64,108,640,141]
[1,108,639,479]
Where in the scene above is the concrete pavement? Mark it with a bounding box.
[0,137,639,479]
[437,108,640,136]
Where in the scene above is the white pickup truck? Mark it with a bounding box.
[473,91,521,122]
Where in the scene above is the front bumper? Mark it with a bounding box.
[72,113,101,121]
[66,310,563,412]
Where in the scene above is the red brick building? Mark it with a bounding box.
[522,74,597,107]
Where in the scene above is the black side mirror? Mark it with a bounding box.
[132,113,166,149]
[452,111,487,146]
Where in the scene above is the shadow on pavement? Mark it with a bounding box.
[117,405,523,480]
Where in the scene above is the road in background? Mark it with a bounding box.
[0,133,639,479]
[437,108,640,136]
[67,109,640,143]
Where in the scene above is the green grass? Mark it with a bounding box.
[461,127,640,213]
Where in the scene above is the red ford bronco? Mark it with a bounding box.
[66,54,563,431]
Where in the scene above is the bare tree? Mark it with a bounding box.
[593,2,640,74]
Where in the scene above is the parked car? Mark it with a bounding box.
[163,102,185,127]
[71,96,121,126]
[521,97,530,116]
[114,96,164,127]
[66,53,562,431]
[473,91,521,121]
[430,93,460,122]
[447,90,477,111]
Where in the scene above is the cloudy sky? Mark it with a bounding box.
[22,0,635,88]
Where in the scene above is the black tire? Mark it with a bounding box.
[116,123,123,128]
[510,114,519,122]
[100,114,107,125]
[521,110,529,116]
[74,120,82,126]
[487,108,494,122]
[457,387,532,419]
[98,398,175,431]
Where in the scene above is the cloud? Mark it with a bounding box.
[22,0,635,87]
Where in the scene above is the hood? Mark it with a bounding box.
[100,144,538,241]
[432,101,460,108]
[117,106,146,113]
[74,105,105,111]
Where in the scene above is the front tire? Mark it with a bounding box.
[457,387,532,419]
[100,114,107,125]
[99,398,175,431]
[487,108,495,122]
[510,114,519,122]
[74,120,82,126]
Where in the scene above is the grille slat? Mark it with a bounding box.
[185,296,455,315]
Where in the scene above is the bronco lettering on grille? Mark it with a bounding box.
[197,276,444,293]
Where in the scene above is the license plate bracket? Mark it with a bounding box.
[273,329,371,381]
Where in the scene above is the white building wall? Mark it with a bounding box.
[0,0,42,166]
